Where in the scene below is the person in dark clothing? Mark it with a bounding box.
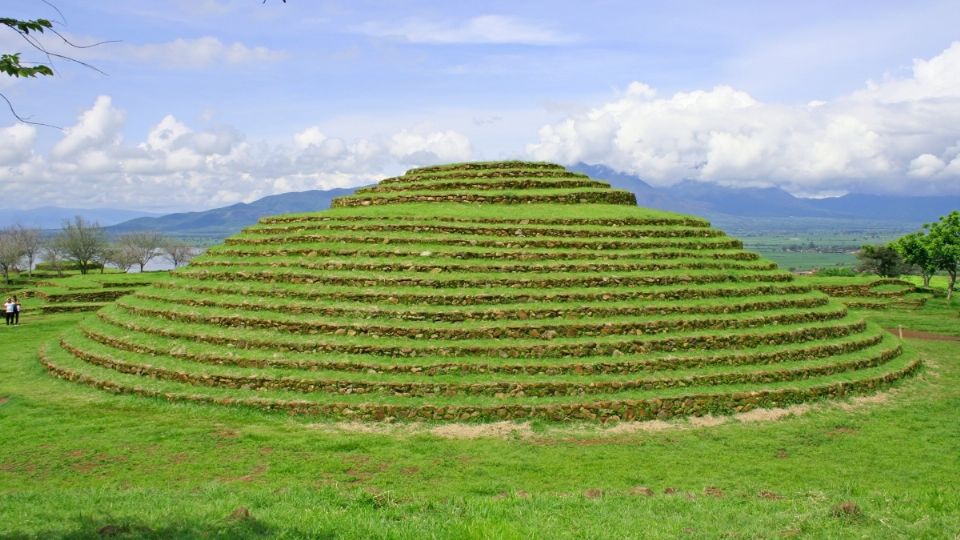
[12,296,20,325]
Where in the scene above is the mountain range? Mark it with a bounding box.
[0,207,161,229]
[106,188,358,236]
[568,164,960,223]
[11,164,959,238]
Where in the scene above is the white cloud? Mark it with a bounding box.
[51,96,126,159]
[0,124,36,166]
[389,129,473,165]
[14,30,285,71]
[854,41,960,103]
[527,42,960,195]
[907,153,945,177]
[358,15,573,45]
[0,97,474,211]
[124,37,286,68]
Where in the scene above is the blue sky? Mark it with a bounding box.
[1,0,959,211]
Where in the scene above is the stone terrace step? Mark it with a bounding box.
[333,189,638,207]
[58,332,902,398]
[154,279,813,305]
[357,178,610,193]
[111,298,848,340]
[258,214,711,227]
[79,319,889,375]
[187,257,776,274]
[175,267,795,289]
[39,341,921,422]
[132,289,828,322]
[92,308,869,358]
[378,169,588,185]
[207,246,756,261]
[242,222,724,239]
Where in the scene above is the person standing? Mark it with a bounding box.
[12,295,20,325]
[3,297,12,325]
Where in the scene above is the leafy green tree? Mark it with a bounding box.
[925,211,960,301]
[856,244,906,278]
[892,231,937,288]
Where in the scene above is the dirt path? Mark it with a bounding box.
[886,328,960,341]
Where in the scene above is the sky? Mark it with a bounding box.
[1,0,959,212]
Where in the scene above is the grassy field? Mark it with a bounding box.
[0,298,958,538]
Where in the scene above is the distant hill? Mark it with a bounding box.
[107,188,359,236]
[569,163,960,224]
[80,164,960,240]
[0,207,162,229]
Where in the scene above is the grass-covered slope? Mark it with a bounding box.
[40,161,917,421]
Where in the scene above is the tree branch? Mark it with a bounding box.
[0,92,62,129]
[13,25,110,76]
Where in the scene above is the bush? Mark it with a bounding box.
[36,261,104,272]
[856,245,908,277]
[814,267,858,277]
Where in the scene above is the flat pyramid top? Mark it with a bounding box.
[332,160,639,207]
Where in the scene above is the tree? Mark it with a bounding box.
[856,244,906,278]
[0,226,25,283]
[892,231,937,288]
[162,239,196,268]
[10,224,41,276]
[115,232,163,272]
[102,244,137,272]
[40,241,67,277]
[53,216,107,274]
[925,211,960,301]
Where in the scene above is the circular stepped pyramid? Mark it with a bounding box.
[40,161,919,422]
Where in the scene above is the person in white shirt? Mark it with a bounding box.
[3,298,13,326]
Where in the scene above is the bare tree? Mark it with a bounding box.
[53,216,107,274]
[40,241,67,277]
[162,239,196,268]
[0,226,25,283]
[102,244,138,273]
[115,232,163,272]
[10,224,41,276]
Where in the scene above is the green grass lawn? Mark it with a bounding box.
[1,300,958,538]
